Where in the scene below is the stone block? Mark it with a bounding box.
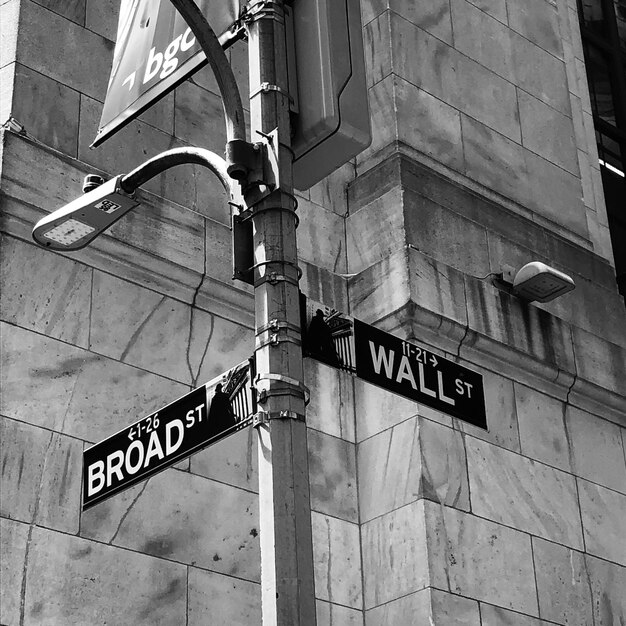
[404,189,490,276]
[0,517,29,626]
[86,0,118,41]
[480,605,550,625]
[466,436,584,549]
[407,247,469,327]
[308,160,354,217]
[466,0,507,23]
[348,152,402,211]
[361,77,397,164]
[507,0,563,57]
[399,156,543,256]
[571,327,626,398]
[566,406,626,493]
[316,600,363,626]
[0,322,189,442]
[137,91,176,137]
[462,114,587,236]
[354,377,420,442]
[518,90,578,174]
[304,360,355,442]
[297,199,347,273]
[34,0,85,24]
[523,148,586,238]
[9,63,80,155]
[358,417,469,523]
[187,568,261,625]
[390,0,453,43]
[346,185,404,274]
[0,64,14,126]
[21,525,187,625]
[461,114,529,210]
[0,235,92,347]
[532,537,593,626]
[451,0,514,80]
[17,0,113,101]
[453,366,521,453]
[398,77,465,169]
[0,131,90,213]
[363,13,392,87]
[349,249,411,321]
[360,0,387,25]
[585,553,626,626]
[308,429,358,522]
[191,426,257,492]
[511,31,570,114]
[312,512,362,609]
[424,501,538,615]
[390,14,521,142]
[1,1,19,69]
[88,270,253,386]
[578,478,626,566]
[81,468,260,580]
[515,383,571,471]
[173,80,227,153]
[1,417,82,534]
[361,500,429,608]
[366,587,480,625]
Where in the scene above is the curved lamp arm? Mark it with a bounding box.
[121,147,233,196]
[169,0,246,144]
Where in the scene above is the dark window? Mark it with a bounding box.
[578,0,626,298]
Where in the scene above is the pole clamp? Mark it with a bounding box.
[242,1,285,25]
[252,410,306,427]
[257,319,301,335]
[250,82,293,103]
[254,271,300,288]
[256,319,302,347]
[254,373,310,405]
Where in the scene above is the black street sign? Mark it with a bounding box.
[83,359,255,510]
[302,296,487,429]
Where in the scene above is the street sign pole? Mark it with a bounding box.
[245,3,317,624]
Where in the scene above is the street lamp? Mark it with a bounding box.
[32,147,238,251]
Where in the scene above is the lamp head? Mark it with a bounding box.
[32,175,139,251]
[512,262,575,303]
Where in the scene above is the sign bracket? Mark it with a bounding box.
[252,410,306,427]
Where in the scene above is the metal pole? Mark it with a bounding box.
[245,2,317,624]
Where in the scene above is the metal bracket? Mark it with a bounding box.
[254,373,310,405]
[250,82,294,104]
[242,0,285,25]
[256,319,302,349]
[257,319,301,335]
[252,410,306,427]
[254,271,300,288]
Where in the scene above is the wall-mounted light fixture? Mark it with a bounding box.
[501,262,576,303]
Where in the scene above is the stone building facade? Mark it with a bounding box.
[1,0,625,625]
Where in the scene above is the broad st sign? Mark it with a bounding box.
[93,0,241,147]
[83,359,254,510]
[302,297,487,429]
